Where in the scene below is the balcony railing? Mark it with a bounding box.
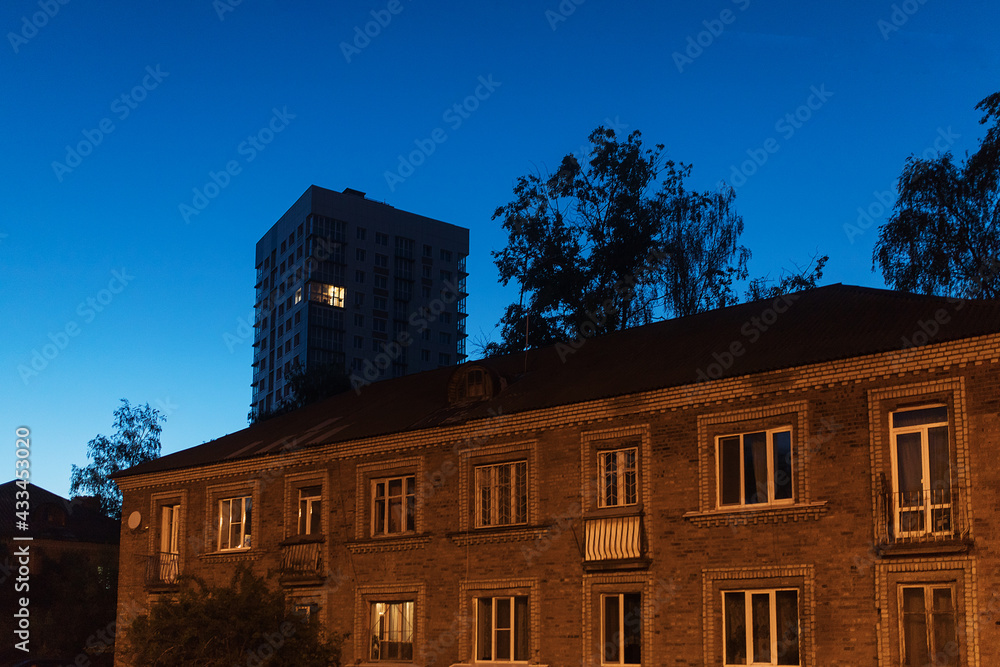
[280,539,324,583]
[146,552,180,586]
[876,479,966,547]
[584,515,643,562]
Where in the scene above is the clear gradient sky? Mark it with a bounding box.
[2,0,997,497]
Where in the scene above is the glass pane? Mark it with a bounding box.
[720,437,742,506]
[498,465,511,524]
[775,590,799,665]
[751,593,771,663]
[406,494,415,532]
[298,498,307,535]
[744,433,769,504]
[370,603,383,660]
[604,595,620,662]
[603,453,619,506]
[375,499,386,534]
[389,478,402,497]
[623,593,642,664]
[893,406,948,428]
[928,426,951,496]
[495,597,512,659]
[902,588,929,666]
[515,461,528,522]
[896,433,924,498]
[219,501,231,549]
[309,500,321,535]
[477,599,492,660]
[623,450,638,505]
[724,592,746,664]
[772,430,793,500]
[496,597,511,629]
[514,596,529,661]
[388,497,402,533]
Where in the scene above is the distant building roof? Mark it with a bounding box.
[117,284,1000,480]
[0,482,119,544]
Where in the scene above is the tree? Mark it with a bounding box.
[120,566,344,666]
[745,253,828,302]
[249,361,351,423]
[874,91,1000,298]
[485,126,821,356]
[70,399,165,519]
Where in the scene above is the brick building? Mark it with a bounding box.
[113,285,1000,666]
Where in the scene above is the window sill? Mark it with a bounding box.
[448,525,551,547]
[877,537,972,557]
[682,501,828,527]
[346,535,431,554]
[199,550,261,563]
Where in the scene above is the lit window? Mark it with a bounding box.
[476,596,529,661]
[717,428,793,507]
[723,589,799,666]
[475,461,528,527]
[372,476,415,535]
[298,486,322,536]
[294,288,302,304]
[308,282,345,308]
[156,504,180,583]
[890,406,952,538]
[599,448,638,508]
[900,585,958,666]
[602,593,641,665]
[370,601,414,661]
[218,496,252,550]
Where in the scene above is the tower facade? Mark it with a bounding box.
[251,185,469,417]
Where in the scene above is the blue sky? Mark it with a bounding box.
[2,0,997,497]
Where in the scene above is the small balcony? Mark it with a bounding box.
[583,515,647,570]
[876,482,969,555]
[279,537,325,586]
[146,552,180,589]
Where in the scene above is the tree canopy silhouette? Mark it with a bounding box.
[874,91,1000,298]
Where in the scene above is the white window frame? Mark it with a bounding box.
[716,427,794,508]
[598,448,638,508]
[475,595,529,662]
[217,496,252,551]
[475,461,528,528]
[889,405,952,538]
[722,588,800,667]
[600,592,642,666]
[897,583,959,666]
[369,600,415,661]
[297,486,322,536]
[371,475,416,536]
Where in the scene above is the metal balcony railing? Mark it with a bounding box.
[146,552,180,586]
[280,540,323,577]
[584,515,643,561]
[876,480,965,545]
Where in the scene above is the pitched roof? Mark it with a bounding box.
[116,284,1000,480]
[0,481,119,544]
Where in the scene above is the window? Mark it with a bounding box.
[374,296,387,311]
[440,249,452,261]
[422,265,432,279]
[356,248,366,261]
[899,585,958,666]
[308,282,345,308]
[599,448,638,508]
[423,244,432,257]
[293,333,300,347]
[376,232,389,246]
[476,596,529,661]
[723,589,799,666]
[298,486,322,536]
[375,253,388,268]
[420,349,430,362]
[372,476,415,535]
[375,275,387,289]
[294,287,302,304]
[218,496,252,550]
[373,318,387,333]
[357,226,367,240]
[602,593,641,665]
[370,601,414,661]
[475,461,528,527]
[438,352,450,365]
[890,406,952,537]
[439,332,451,344]
[356,270,365,283]
[717,428,792,507]
[354,313,365,327]
[354,335,364,349]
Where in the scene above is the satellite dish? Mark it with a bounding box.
[127,511,142,530]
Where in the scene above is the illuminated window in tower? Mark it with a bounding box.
[308,282,345,308]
